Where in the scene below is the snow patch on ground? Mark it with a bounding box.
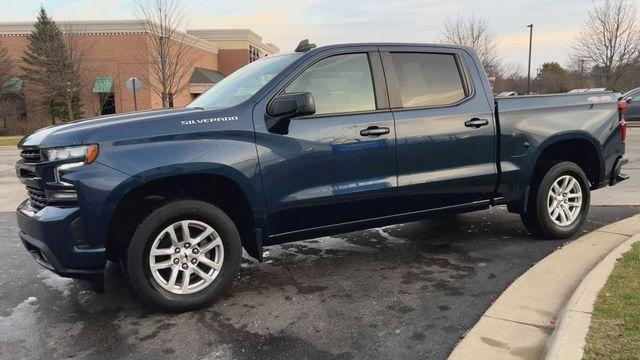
[36,270,73,296]
[0,297,40,349]
[375,227,408,243]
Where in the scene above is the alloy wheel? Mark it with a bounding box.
[148,220,224,294]
[546,175,583,227]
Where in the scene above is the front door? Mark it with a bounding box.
[380,46,498,213]
[254,50,397,235]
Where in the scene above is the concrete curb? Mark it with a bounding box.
[448,214,640,360]
[544,233,640,359]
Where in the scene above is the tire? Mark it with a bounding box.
[520,161,591,239]
[125,200,242,312]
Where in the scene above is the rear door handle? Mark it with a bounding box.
[360,126,390,137]
[464,118,489,128]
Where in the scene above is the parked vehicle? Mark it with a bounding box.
[623,87,640,121]
[15,41,629,312]
[568,88,608,94]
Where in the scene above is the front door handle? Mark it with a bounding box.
[464,118,489,128]
[360,126,390,137]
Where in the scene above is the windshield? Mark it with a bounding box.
[189,54,302,109]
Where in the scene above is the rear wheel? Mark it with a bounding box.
[520,161,590,238]
[126,200,241,312]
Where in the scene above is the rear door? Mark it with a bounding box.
[253,47,397,236]
[379,45,497,213]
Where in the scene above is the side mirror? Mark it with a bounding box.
[266,92,316,134]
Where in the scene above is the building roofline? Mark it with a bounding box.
[186,28,279,54]
[0,20,219,54]
[265,43,280,53]
[187,28,262,42]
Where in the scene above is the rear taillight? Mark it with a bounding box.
[618,99,628,120]
[618,99,628,142]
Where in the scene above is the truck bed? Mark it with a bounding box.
[495,91,624,204]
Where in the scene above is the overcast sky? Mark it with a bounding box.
[0,0,596,74]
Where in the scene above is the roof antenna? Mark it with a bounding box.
[295,39,316,52]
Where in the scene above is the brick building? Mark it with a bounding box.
[0,20,278,132]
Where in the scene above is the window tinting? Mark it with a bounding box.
[391,53,466,108]
[286,53,376,115]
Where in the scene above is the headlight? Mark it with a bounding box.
[46,144,99,164]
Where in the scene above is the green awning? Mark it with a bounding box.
[4,77,22,94]
[93,76,114,93]
[190,67,225,84]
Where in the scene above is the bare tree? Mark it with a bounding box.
[0,45,11,93]
[58,23,93,121]
[573,0,640,90]
[493,63,528,94]
[441,14,501,77]
[85,77,117,117]
[136,0,199,108]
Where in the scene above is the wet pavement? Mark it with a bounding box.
[1,205,638,360]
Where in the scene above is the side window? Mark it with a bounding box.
[285,53,376,115]
[390,53,467,108]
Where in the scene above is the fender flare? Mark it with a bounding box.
[527,131,604,186]
[101,162,268,259]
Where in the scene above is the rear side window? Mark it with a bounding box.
[285,53,376,115]
[390,53,467,108]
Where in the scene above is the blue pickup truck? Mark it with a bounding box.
[15,41,629,311]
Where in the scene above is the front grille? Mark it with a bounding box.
[26,186,48,211]
[20,149,42,163]
[19,168,37,179]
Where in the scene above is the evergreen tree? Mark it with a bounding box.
[21,7,82,123]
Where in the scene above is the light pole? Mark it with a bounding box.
[526,24,533,95]
[580,59,586,87]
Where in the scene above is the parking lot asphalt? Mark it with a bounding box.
[1,127,638,359]
[1,205,638,360]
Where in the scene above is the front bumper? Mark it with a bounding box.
[17,200,105,281]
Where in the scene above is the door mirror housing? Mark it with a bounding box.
[266,92,316,134]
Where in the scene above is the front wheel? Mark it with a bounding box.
[126,200,242,312]
[520,161,590,239]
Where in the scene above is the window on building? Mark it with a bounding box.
[100,93,116,115]
[390,53,467,108]
[285,53,376,115]
[92,76,116,115]
[250,45,262,63]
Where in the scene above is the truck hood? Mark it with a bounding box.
[19,108,204,148]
